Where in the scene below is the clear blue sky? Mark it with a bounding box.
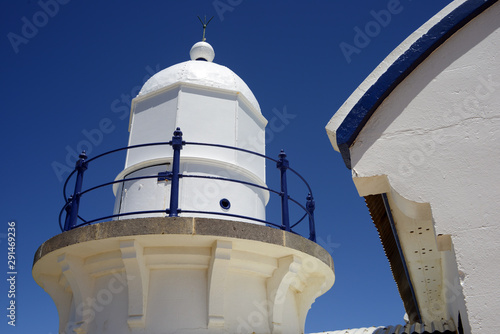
[1,1,453,333]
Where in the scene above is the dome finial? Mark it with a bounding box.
[197,15,214,42]
[190,41,215,62]
[190,16,215,62]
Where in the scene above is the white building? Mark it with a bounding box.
[326,0,499,333]
[113,41,268,224]
[32,0,499,332]
[33,39,334,334]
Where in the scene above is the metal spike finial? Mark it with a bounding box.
[197,15,214,42]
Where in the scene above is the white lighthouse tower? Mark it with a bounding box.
[113,40,268,224]
[33,35,335,334]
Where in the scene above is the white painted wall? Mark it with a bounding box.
[115,160,267,223]
[327,2,500,333]
[33,231,335,334]
[114,59,269,224]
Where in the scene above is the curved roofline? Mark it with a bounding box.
[129,81,267,131]
[138,60,261,113]
[334,0,497,169]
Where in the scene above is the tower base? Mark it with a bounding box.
[33,217,334,334]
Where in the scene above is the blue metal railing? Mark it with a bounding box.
[59,128,317,241]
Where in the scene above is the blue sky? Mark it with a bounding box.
[1,1,454,333]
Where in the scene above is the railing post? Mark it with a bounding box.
[169,127,184,217]
[63,195,73,231]
[67,151,88,230]
[277,150,290,231]
[306,193,316,242]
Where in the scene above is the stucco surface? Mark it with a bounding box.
[33,217,333,270]
[33,217,334,333]
[327,1,500,333]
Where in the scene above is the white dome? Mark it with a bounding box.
[138,59,261,113]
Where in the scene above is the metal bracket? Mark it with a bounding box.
[157,171,172,182]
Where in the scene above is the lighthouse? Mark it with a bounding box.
[113,40,268,224]
[33,35,335,334]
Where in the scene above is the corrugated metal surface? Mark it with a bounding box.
[364,194,419,322]
[311,321,456,334]
[372,320,456,334]
[310,327,382,334]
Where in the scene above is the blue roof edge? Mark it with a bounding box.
[337,0,498,169]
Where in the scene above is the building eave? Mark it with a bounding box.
[326,0,497,169]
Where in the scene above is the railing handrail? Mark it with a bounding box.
[61,128,317,241]
[186,141,314,196]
